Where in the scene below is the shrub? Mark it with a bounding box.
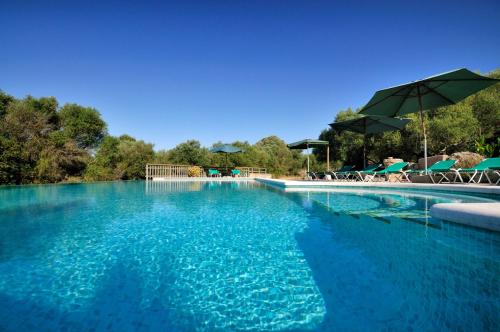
[188,166,203,177]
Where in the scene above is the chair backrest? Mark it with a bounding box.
[362,164,381,172]
[338,165,354,172]
[384,161,408,172]
[429,159,456,171]
[307,171,319,179]
[474,157,500,171]
[231,169,240,175]
[208,169,219,175]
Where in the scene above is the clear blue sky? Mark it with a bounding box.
[1,0,499,150]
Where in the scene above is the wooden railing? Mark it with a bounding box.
[146,164,267,179]
[235,167,267,177]
[146,164,204,179]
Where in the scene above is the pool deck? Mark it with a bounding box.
[256,178,500,232]
[255,178,500,195]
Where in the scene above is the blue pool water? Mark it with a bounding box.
[0,181,499,331]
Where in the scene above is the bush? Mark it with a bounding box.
[188,166,203,177]
[450,151,484,169]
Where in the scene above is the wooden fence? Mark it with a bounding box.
[146,164,267,179]
[235,167,268,177]
[146,164,199,179]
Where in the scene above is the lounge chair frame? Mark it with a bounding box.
[452,158,500,185]
[363,162,409,183]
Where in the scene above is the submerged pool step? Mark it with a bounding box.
[339,209,442,229]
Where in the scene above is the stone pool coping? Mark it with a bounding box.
[430,203,500,232]
[255,178,500,195]
[256,178,500,232]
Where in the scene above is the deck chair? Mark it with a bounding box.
[363,162,409,182]
[407,159,457,183]
[306,171,320,180]
[352,164,382,181]
[208,169,221,177]
[453,158,500,184]
[329,165,355,180]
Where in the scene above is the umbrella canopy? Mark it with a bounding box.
[287,139,329,173]
[329,115,411,134]
[329,115,411,167]
[359,68,499,173]
[210,144,243,171]
[210,144,243,154]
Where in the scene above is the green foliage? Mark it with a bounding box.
[254,136,300,176]
[26,95,60,127]
[318,108,364,166]
[116,138,155,179]
[427,103,479,153]
[166,140,211,166]
[0,98,52,183]
[35,141,88,183]
[83,136,121,181]
[1,68,498,184]
[84,136,154,181]
[0,90,14,118]
[59,103,107,149]
[319,69,500,168]
[0,95,98,184]
[475,137,499,158]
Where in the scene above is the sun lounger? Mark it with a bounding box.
[208,169,221,177]
[351,164,382,181]
[363,162,409,182]
[307,171,327,180]
[407,159,457,183]
[453,157,500,184]
[329,165,355,180]
[231,169,241,177]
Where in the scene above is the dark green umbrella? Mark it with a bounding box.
[210,144,244,171]
[359,68,499,173]
[329,115,411,167]
[287,139,330,172]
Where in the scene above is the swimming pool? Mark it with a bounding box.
[0,181,498,331]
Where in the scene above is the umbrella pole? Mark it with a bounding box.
[417,86,428,174]
[363,138,366,168]
[327,144,330,171]
[364,121,367,169]
[307,144,310,173]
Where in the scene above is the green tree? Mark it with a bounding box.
[84,136,121,181]
[0,90,14,118]
[59,103,107,149]
[26,95,59,127]
[116,138,155,179]
[166,140,211,166]
[255,136,296,176]
[427,103,479,154]
[468,69,500,140]
[35,139,88,183]
[153,150,170,164]
[318,108,364,167]
[84,136,154,181]
[0,98,52,183]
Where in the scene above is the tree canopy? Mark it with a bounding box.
[0,68,498,184]
[317,69,500,169]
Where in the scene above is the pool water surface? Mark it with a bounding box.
[0,181,498,331]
